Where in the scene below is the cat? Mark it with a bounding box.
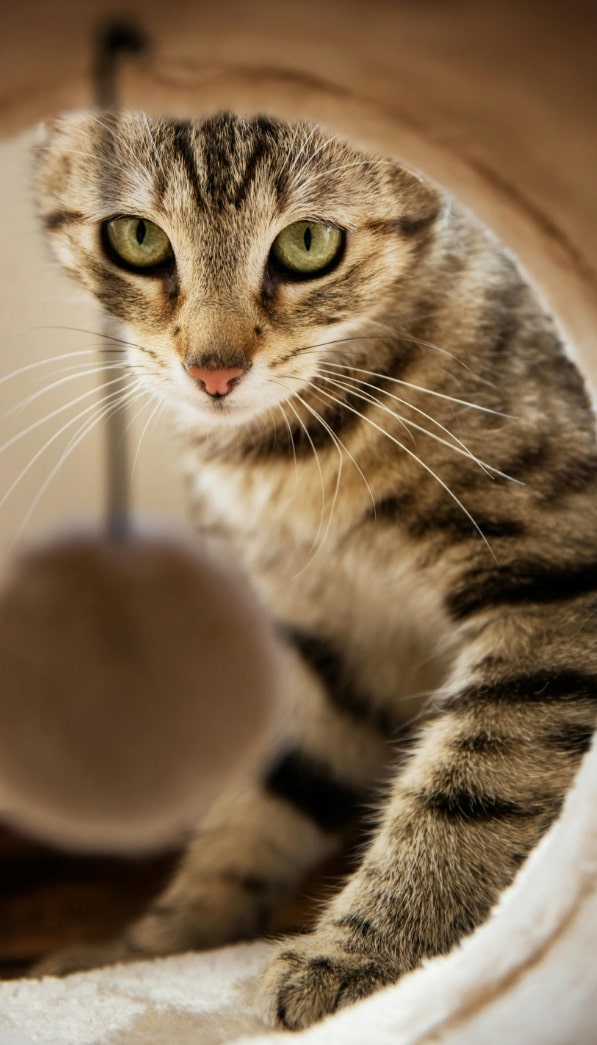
[32,110,597,1029]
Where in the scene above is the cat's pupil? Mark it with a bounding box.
[303,226,312,251]
[136,220,146,245]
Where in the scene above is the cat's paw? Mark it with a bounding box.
[32,938,138,977]
[259,928,398,1030]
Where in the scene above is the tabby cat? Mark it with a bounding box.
[33,111,597,1029]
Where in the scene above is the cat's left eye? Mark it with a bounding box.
[270,220,344,277]
[103,217,174,271]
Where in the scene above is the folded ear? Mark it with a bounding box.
[33,111,108,278]
[384,161,444,236]
[34,110,102,209]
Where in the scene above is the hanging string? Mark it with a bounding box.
[92,21,147,539]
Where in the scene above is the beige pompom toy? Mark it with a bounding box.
[0,24,280,855]
[0,527,279,853]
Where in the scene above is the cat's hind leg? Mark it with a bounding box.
[34,632,389,975]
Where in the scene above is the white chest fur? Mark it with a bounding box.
[186,450,455,716]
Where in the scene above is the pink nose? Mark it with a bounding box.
[186,365,245,397]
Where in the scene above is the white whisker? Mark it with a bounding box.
[282,394,329,552]
[131,394,164,477]
[320,360,512,419]
[319,370,504,480]
[314,384,497,559]
[276,402,299,482]
[292,392,343,576]
[276,123,303,182]
[282,332,506,415]
[1,381,144,512]
[285,125,321,182]
[2,363,132,422]
[298,386,377,514]
[29,324,143,353]
[293,135,337,188]
[296,157,391,186]
[15,386,146,537]
[0,349,111,389]
[0,375,132,459]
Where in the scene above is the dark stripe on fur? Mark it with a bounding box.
[332,913,380,940]
[283,626,397,736]
[504,445,597,498]
[545,722,595,756]
[490,315,519,356]
[422,789,533,822]
[233,118,278,208]
[400,211,440,236]
[371,495,524,543]
[485,277,524,356]
[448,559,597,619]
[148,145,169,204]
[451,669,597,709]
[86,262,152,324]
[43,209,84,229]
[363,212,439,237]
[233,138,267,208]
[453,732,514,755]
[546,454,597,495]
[502,440,550,483]
[257,402,358,457]
[264,750,362,832]
[173,122,203,210]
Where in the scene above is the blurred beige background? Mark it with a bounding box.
[0,132,186,578]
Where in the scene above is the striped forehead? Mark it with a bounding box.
[146,115,288,222]
[78,114,284,220]
[87,113,370,239]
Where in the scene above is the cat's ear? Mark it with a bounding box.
[33,110,102,214]
[388,164,444,234]
[34,110,96,149]
[33,111,102,277]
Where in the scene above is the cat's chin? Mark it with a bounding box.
[175,395,267,431]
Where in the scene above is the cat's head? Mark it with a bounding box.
[35,111,441,432]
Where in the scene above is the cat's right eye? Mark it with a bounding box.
[103,216,174,271]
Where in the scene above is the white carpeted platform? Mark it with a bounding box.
[2,736,597,1045]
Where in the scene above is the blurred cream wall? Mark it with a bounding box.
[0,132,186,578]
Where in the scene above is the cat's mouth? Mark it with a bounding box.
[174,357,297,429]
[176,365,265,427]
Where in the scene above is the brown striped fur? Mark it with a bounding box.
[33,111,597,1028]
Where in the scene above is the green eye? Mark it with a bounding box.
[104,217,173,270]
[271,220,343,276]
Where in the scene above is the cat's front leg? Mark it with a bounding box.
[35,631,388,976]
[262,635,596,1029]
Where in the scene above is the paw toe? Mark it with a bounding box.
[261,935,396,1030]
